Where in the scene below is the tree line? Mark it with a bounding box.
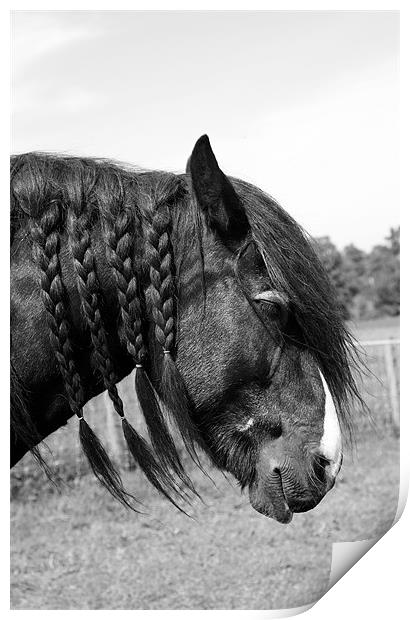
[314,227,400,320]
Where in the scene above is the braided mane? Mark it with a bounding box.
[11,153,202,510]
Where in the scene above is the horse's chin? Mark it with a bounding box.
[248,470,294,524]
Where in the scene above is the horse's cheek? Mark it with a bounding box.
[176,306,228,407]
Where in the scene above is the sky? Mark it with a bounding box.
[11,11,399,251]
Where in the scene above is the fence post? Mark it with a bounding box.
[103,390,124,464]
[383,340,400,435]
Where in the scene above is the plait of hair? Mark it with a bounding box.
[67,179,125,419]
[28,190,136,510]
[29,199,84,416]
[144,177,201,468]
[102,179,196,504]
[69,195,189,507]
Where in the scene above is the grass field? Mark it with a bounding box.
[10,317,400,610]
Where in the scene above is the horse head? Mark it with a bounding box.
[173,136,348,522]
[10,136,360,522]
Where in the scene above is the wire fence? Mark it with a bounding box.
[355,339,400,436]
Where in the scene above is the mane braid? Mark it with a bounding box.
[145,177,203,469]
[26,180,137,510]
[103,182,197,503]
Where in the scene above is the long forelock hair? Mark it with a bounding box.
[233,178,365,444]
[10,153,363,511]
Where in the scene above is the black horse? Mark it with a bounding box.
[10,136,361,523]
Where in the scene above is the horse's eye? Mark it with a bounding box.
[253,290,289,326]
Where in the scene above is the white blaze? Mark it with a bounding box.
[319,371,343,478]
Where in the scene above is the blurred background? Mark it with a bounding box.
[11,11,399,610]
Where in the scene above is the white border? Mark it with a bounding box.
[3,3,408,618]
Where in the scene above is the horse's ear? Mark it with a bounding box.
[187,135,250,244]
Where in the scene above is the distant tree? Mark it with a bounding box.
[343,244,367,295]
[342,244,373,320]
[314,228,400,320]
[387,227,400,256]
[313,236,350,318]
[368,227,400,316]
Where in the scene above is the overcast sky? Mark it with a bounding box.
[11,11,399,251]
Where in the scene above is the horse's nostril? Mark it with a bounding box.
[312,455,330,485]
[317,455,331,468]
[311,450,343,491]
[312,450,331,469]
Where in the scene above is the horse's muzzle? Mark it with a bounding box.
[248,443,342,523]
[249,467,294,523]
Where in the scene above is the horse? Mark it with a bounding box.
[10,135,362,523]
